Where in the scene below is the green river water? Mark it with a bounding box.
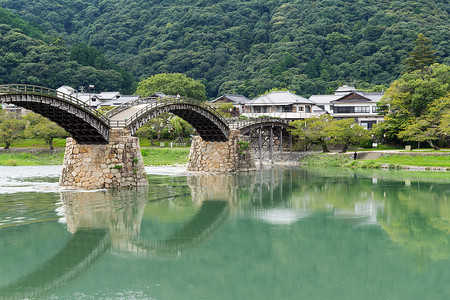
[0,166,449,299]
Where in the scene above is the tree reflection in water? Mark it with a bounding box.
[1,168,450,299]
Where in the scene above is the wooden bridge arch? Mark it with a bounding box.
[0,85,293,148]
[230,118,294,158]
[0,85,110,144]
[110,97,230,142]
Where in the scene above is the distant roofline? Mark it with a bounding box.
[249,91,314,105]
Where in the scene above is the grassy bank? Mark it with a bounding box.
[373,155,450,168]
[0,138,67,148]
[141,148,190,166]
[0,151,65,166]
[0,147,191,166]
[299,153,450,170]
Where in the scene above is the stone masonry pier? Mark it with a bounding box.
[187,129,255,173]
[60,129,148,189]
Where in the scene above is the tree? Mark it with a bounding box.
[135,113,172,145]
[0,111,26,149]
[330,119,370,153]
[376,64,450,144]
[397,94,450,150]
[170,116,193,143]
[403,33,437,73]
[214,102,235,118]
[289,115,334,152]
[135,73,207,101]
[24,113,68,150]
[439,111,450,137]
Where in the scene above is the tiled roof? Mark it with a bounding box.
[100,95,140,106]
[334,85,357,93]
[309,94,341,104]
[151,92,167,98]
[212,94,251,104]
[332,91,384,103]
[248,91,314,106]
[97,92,121,100]
[310,92,384,104]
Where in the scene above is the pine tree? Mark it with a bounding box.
[403,33,437,72]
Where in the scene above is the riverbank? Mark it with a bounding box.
[298,151,450,171]
[1,147,449,171]
[0,150,65,166]
[0,147,190,166]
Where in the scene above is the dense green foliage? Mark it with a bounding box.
[0,7,136,93]
[0,6,44,40]
[0,111,68,150]
[136,73,206,100]
[24,112,69,150]
[403,33,437,73]
[290,115,369,152]
[1,0,449,98]
[0,110,26,149]
[374,63,450,148]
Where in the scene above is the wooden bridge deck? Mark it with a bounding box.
[110,104,148,128]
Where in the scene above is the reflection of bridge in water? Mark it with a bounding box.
[0,229,110,300]
[4,168,427,299]
[2,169,449,298]
[0,169,296,299]
[0,186,225,298]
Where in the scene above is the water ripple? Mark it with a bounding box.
[0,165,62,194]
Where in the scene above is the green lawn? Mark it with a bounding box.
[0,147,190,166]
[138,137,191,148]
[373,155,450,167]
[140,148,190,166]
[0,151,65,166]
[0,138,67,148]
[358,145,404,151]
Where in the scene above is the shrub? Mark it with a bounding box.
[5,159,17,166]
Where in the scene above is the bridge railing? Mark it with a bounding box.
[0,84,110,126]
[122,96,228,128]
[103,95,161,119]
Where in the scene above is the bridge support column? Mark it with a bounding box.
[59,129,148,189]
[187,130,255,173]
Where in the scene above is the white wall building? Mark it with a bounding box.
[211,94,251,117]
[242,91,316,120]
[56,86,139,108]
[309,85,385,129]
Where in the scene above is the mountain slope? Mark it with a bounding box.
[1,0,449,98]
[0,6,136,93]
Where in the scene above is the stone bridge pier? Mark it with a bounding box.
[187,129,256,173]
[59,129,148,189]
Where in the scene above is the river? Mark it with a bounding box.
[0,166,449,299]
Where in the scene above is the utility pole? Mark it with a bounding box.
[89,84,95,106]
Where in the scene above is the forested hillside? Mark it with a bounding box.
[0,6,135,93]
[1,0,449,98]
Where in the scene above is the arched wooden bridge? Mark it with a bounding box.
[0,85,111,144]
[0,84,293,150]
